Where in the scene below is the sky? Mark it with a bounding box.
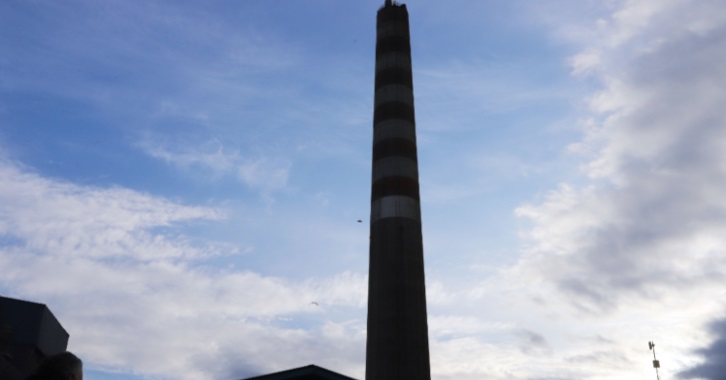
[1,0,726,379]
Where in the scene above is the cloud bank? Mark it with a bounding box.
[0,159,367,380]
[514,0,726,377]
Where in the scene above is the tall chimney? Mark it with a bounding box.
[365,2,431,380]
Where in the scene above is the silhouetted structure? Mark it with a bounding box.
[0,296,69,380]
[648,341,661,380]
[241,365,357,380]
[366,1,431,380]
[238,3,429,380]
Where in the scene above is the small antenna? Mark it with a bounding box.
[648,341,661,380]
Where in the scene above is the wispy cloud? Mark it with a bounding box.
[139,138,237,176]
[0,159,224,261]
[237,157,292,193]
[0,159,368,380]
[139,138,292,193]
[0,2,300,101]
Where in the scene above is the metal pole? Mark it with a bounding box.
[649,341,661,380]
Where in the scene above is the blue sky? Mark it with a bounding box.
[2,0,726,379]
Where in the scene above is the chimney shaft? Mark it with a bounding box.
[366,3,432,380]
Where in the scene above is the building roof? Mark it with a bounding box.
[241,365,357,380]
[0,296,69,356]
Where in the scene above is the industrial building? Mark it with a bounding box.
[0,295,70,380]
[241,365,357,380]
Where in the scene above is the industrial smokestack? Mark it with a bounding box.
[365,2,431,380]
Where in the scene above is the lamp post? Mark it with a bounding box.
[648,341,661,380]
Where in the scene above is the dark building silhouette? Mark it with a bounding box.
[0,296,70,380]
[241,365,357,380]
[366,1,432,380]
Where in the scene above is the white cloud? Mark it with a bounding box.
[237,157,292,193]
[512,0,726,377]
[141,138,236,175]
[0,159,366,380]
[139,138,292,193]
[569,50,601,76]
[0,160,224,261]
